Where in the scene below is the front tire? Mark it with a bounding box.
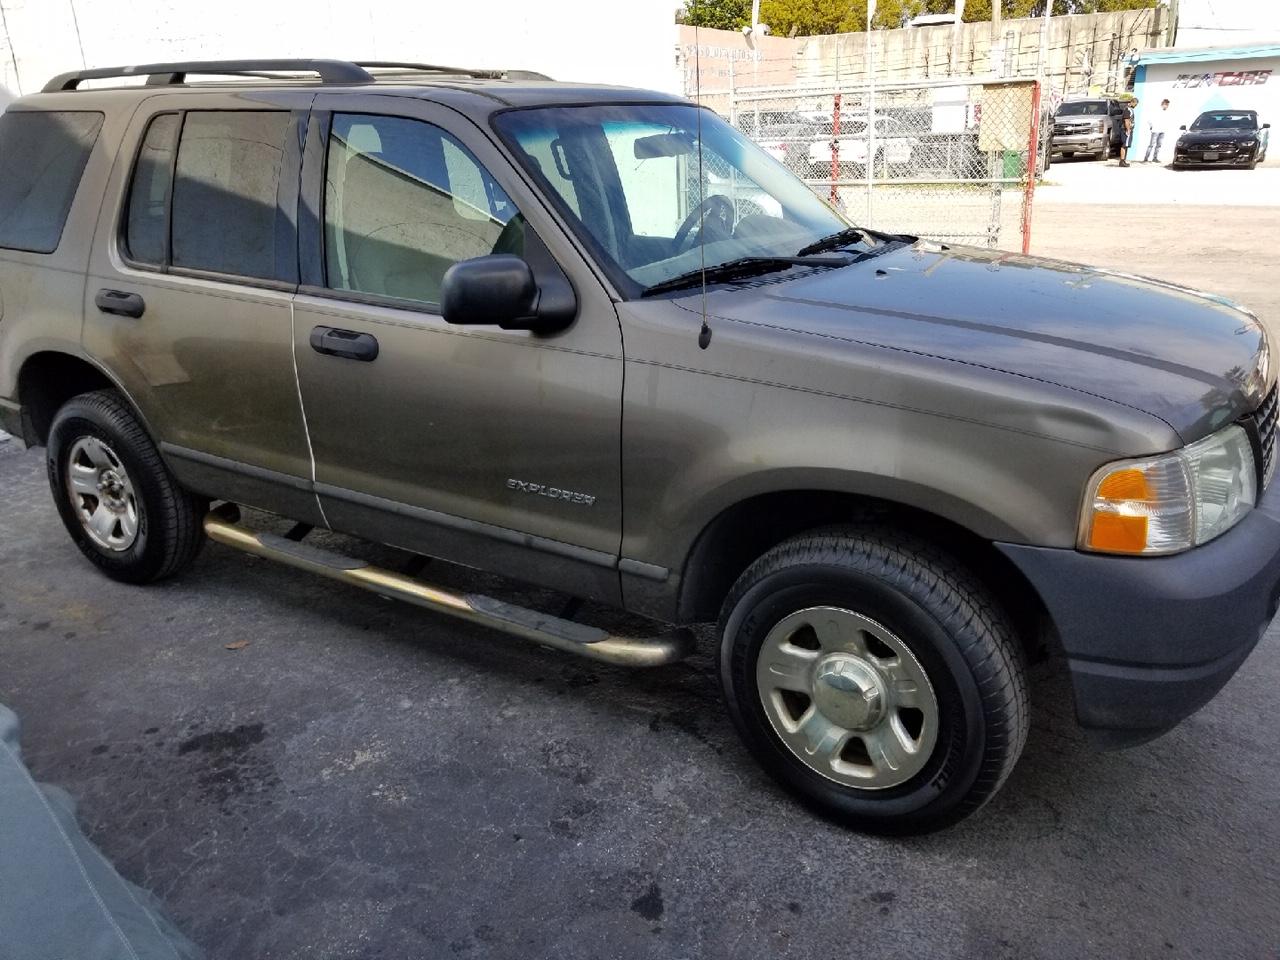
[47,390,205,584]
[718,528,1029,834]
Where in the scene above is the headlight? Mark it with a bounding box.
[1080,425,1257,555]
[1240,139,1257,148]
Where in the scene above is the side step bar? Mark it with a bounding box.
[202,504,694,668]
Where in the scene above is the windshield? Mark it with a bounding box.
[1056,102,1107,117]
[493,103,848,296]
[1191,111,1257,130]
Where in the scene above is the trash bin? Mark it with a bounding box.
[1002,149,1025,178]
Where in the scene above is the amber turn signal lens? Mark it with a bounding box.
[1086,513,1149,553]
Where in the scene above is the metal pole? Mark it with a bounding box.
[1022,79,1041,255]
[952,0,966,77]
[866,0,876,224]
[1038,0,1052,86]
[728,59,737,127]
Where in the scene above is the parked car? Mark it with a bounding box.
[1051,97,1127,160]
[3,60,1278,834]
[734,113,811,173]
[1173,109,1271,169]
[804,113,915,177]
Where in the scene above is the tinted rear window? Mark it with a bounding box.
[0,110,103,254]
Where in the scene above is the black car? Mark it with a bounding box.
[1174,109,1271,169]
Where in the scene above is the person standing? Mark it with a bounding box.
[1144,98,1172,163]
[1118,98,1137,167]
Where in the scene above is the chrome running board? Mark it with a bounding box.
[202,504,694,668]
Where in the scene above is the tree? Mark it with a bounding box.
[677,0,1155,32]
[678,0,751,31]
[759,0,866,37]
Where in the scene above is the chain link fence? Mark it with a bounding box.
[703,77,1046,251]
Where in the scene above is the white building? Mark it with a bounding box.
[1131,43,1280,144]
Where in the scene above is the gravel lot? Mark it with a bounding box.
[3,182,1280,958]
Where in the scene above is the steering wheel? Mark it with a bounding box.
[673,194,735,253]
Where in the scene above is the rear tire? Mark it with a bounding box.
[718,527,1029,834]
[47,390,205,584]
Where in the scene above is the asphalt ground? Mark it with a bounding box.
[3,192,1280,958]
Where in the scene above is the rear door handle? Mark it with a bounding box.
[95,288,145,319]
[309,326,379,362]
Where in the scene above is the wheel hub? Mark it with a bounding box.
[755,606,939,790]
[812,654,885,731]
[66,436,140,552]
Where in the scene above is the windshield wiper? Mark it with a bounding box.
[796,226,915,257]
[639,255,848,298]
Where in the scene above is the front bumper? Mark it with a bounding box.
[997,480,1280,748]
[1051,134,1106,154]
[1174,147,1256,166]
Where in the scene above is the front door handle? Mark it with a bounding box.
[95,288,146,318]
[310,326,379,362]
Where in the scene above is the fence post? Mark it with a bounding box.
[728,60,736,127]
[866,15,876,226]
[830,92,841,204]
[1020,79,1042,255]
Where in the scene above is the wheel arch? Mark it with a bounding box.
[16,350,148,446]
[675,487,1052,664]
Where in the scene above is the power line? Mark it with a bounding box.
[0,0,21,94]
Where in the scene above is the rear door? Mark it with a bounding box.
[292,95,626,602]
[84,91,320,522]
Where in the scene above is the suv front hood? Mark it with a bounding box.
[701,242,1269,442]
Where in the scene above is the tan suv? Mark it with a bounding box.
[2,60,1277,833]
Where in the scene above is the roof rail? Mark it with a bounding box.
[356,61,553,81]
[42,59,376,92]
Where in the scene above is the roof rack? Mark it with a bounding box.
[356,61,553,81]
[42,58,553,93]
[42,59,377,92]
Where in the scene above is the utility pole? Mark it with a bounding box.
[866,0,876,224]
[1038,0,1052,85]
[951,0,966,77]
[751,0,760,32]
[1166,0,1180,47]
[990,0,1004,78]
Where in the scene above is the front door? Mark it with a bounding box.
[292,95,625,602]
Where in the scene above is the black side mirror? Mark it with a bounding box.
[1264,123,1272,129]
[1180,125,1187,131]
[440,254,575,333]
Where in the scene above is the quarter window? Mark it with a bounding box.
[323,113,520,306]
[0,110,103,254]
[124,113,180,265]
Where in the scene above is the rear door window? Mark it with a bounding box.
[170,111,293,281]
[0,110,103,254]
